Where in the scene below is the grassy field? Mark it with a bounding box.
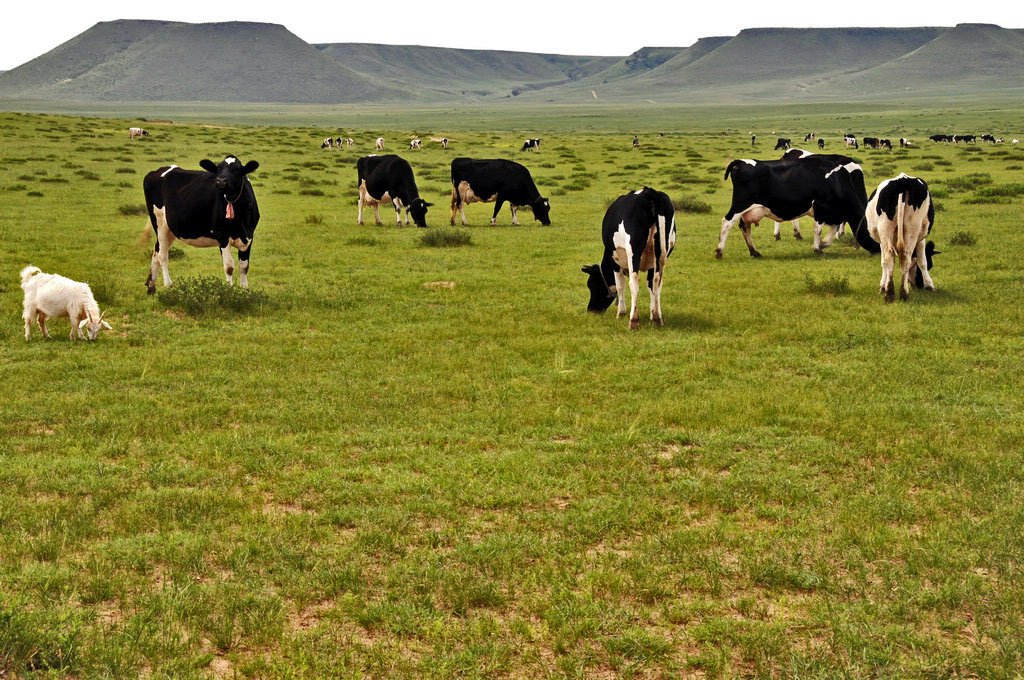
[1,105,1023,679]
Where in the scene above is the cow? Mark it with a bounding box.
[817,138,825,149]
[880,139,892,150]
[335,137,345,148]
[581,187,676,329]
[804,133,815,142]
[356,155,431,228]
[129,127,149,140]
[633,135,640,148]
[981,134,996,143]
[441,138,449,149]
[521,138,541,151]
[450,157,551,227]
[717,154,880,258]
[143,155,260,294]
[321,138,334,149]
[863,137,880,149]
[751,134,756,147]
[955,134,977,144]
[864,173,935,302]
[410,139,422,150]
[375,137,385,151]
[774,138,792,150]
[900,138,911,148]
[844,134,859,149]
[930,134,953,143]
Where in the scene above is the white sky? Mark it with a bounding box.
[3,1,1022,70]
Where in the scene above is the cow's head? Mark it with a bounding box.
[582,264,616,313]
[200,156,259,197]
[912,241,940,288]
[531,197,551,226]
[410,198,432,228]
[78,310,112,341]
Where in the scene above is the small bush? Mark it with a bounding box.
[115,167,136,174]
[27,191,43,197]
[118,204,147,216]
[157,276,268,315]
[934,159,953,167]
[7,184,27,191]
[346,236,382,247]
[911,163,934,172]
[299,188,326,197]
[305,214,324,225]
[977,183,1024,197]
[673,195,713,214]
[804,272,850,296]
[419,228,472,248]
[950,231,977,246]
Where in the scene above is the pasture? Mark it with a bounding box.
[1,106,1023,679]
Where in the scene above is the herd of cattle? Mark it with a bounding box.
[26,125,996,340]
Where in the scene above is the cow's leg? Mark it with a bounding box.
[822,224,839,248]
[357,193,365,225]
[220,244,235,286]
[898,247,913,301]
[450,188,458,226]
[628,270,641,329]
[715,215,739,258]
[510,205,519,226]
[792,219,803,239]
[613,269,627,317]
[491,199,506,226]
[813,221,828,254]
[374,203,383,226]
[393,198,404,226]
[880,245,896,302]
[773,221,782,240]
[914,239,935,291]
[238,242,252,289]
[739,223,761,258]
[460,202,470,226]
[154,208,174,288]
[648,265,664,326]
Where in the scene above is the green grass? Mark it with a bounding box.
[1,107,1023,679]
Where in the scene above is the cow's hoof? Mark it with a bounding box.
[629,319,640,330]
[813,248,824,255]
[774,233,781,241]
[146,286,155,295]
[652,317,664,327]
[749,250,763,258]
[900,289,909,301]
[714,249,723,259]
[794,233,803,240]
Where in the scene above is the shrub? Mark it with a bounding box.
[305,214,324,225]
[118,204,147,216]
[115,167,136,174]
[804,272,850,296]
[673,194,713,214]
[419,228,472,248]
[911,163,934,172]
[977,183,1024,197]
[157,276,268,315]
[27,191,43,197]
[299,188,325,197]
[950,231,977,246]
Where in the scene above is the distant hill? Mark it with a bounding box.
[0,20,393,103]
[315,43,617,99]
[1,20,1023,105]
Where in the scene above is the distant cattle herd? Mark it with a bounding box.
[16,124,1018,340]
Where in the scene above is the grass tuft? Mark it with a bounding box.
[419,228,472,247]
[157,276,269,315]
[673,194,713,214]
[950,230,977,246]
[804,272,850,296]
[117,203,147,216]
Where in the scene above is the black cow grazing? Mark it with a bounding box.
[880,139,892,150]
[863,137,880,149]
[521,138,541,151]
[955,134,977,144]
[817,138,825,149]
[357,155,431,228]
[774,138,792,150]
[717,154,880,258]
[864,173,936,301]
[582,187,676,329]
[450,158,551,226]
[930,134,953,143]
[143,155,261,293]
[981,134,996,143]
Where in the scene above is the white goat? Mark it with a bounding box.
[21,266,112,341]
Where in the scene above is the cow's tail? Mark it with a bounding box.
[20,265,41,288]
[895,191,907,255]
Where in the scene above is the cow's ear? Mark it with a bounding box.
[199,159,218,173]
[242,161,260,174]
[423,201,433,208]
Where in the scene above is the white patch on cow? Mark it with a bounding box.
[825,162,861,179]
[151,206,176,286]
[612,221,633,272]
[160,165,178,178]
[224,157,237,165]
[633,188,644,195]
[667,215,677,252]
[740,159,756,166]
[657,214,667,256]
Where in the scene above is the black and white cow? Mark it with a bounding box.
[844,134,859,149]
[717,154,879,258]
[954,134,977,144]
[900,138,911,148]
[981,134,996,143]
[143,155,260,293]
[375,137,385,150]
[880,139,892,150]
[930,134,953,143]
[321,138,334,149]
[129,127,149,140]
[582,187,676,329]
[633,135,640,148]
[440,138,449,149]
[864,173,935,302]
[450,158,550,226]
[521,138,541,151]
[410,139,422,150]
[357,155,431,228]
[817,138,825,149]
[774,138,792,150]
[804,133,815,142]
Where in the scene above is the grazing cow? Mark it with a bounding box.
[335,137,345,148]
[21,266,112,341]
[375,137,385,151]
[582,187,676,329]
[751,134,756,147]
[441,138,449,149]
[357,154,431,228]
[633,135,640,148]
[817,138,825,149]
[844,134,858,149]
[143,155,261,293]
[450,157,551,226]
[717,154,879,258]
[410,139,422,150]
[880,139,892,150]
[804,133,815,142]
[863,137,880,149]
[930,134,953,143]
[129,127,149,140]
[981,134,996,143]
[321,138,334,149]
[774,138,792,150]
[955,134,976,144]
[521,138,541,152]
[900,138,911,148]
[864,173,935,302]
